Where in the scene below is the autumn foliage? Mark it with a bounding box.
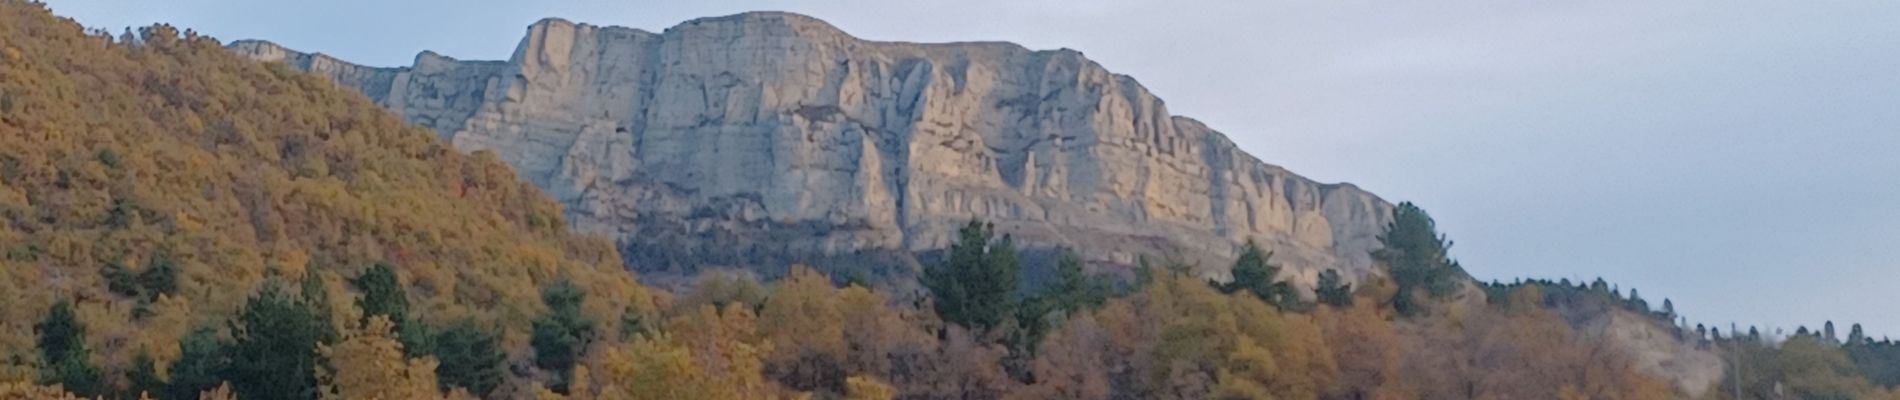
[7,2,1882,400]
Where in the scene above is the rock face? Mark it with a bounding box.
[229,12,1393,284]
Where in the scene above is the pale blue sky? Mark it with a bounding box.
[42,0,1900,337]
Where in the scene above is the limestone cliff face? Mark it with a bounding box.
[229,12,1394,284]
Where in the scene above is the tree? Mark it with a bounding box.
[129,351,165,399]
[165,327,231,400]
[104,262,140,297]
[1661,298,1675,319]
[1224,240,1298,310]
[923,220,1021,331]
[351,263,430,356]
[758,266,848,393]
[228,281,327,400]
[1315,269,1354,307]
[317,316,442,400]
[532,278,596,393]
[845,376,897,400]
[35,301,99,397]
[1046,251,1106,314]
[352,264,406,327]
[139,255,180,300]
[431,321,504,397]
[1373,202,1464,316]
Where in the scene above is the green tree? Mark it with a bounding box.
[532,278,596,393]
[139,255,179,300]
[432,321,504,397]
[922,220,1021,331]
[1223,240,1298,309]
[1046,251,1106,314]
[352,264,406,324]
[300,269,337,344]
[165,327,231,400]
[1373,202,1464,316]
[1315,269,1354,307]
[35,301,99,397]
[351,263,431,356]
[228,281,327,400]
[129,351,164,399]
[103,262,139,298]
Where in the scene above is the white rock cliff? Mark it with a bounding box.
[229,12,1394,285]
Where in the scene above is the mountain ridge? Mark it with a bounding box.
[228,11,1395,287]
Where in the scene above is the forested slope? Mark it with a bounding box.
[9,2,1900,400]
[0,1,650,396]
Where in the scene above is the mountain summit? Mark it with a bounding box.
[230,11,1393,284]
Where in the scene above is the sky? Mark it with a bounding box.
[41,0,1900,337]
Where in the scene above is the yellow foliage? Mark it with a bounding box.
[0,0,648,380]
[317,316,442,400]
[0,382,85,400]
[845,376,897,400]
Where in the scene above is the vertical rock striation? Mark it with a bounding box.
[230,12,1394,285]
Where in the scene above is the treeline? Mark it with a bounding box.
[2,1,1891,399]
[18,203,1680,399]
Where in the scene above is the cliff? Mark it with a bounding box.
[229,12,1394,285]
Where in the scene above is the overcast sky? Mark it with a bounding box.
[43,0,1900,337]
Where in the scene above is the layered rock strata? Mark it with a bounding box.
[230,12,1394,285]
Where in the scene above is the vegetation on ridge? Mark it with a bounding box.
[6,2,1900,399]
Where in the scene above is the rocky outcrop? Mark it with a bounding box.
[229,12,1393,285]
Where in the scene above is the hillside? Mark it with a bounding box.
[19,2,1900,400]
[227,13,1393,287]
[0,0,650,393]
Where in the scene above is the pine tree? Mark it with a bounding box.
[228,281,327,400]
[922,220,1021,331]
[1315,269,1354,307]
[1372,202,1463,316]
[1662,298,1676,319]
[165,327,231,400]
[353,264,406,324]
[1850,324,1869,345]
[1046,251,1106,314]
[103,262,139,297]
[432,321,504,397]
[129,351,164,399]
[139,255,179,300]
[300,269,337,344]
[532,278,596,393]
[1224,240,1300,309]
[351,263,430,356]
[35,301,99,397]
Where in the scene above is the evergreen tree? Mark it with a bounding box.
[139,255,179,300]
[1626,288,1648,312]
[165,327,231,400]
[432,321,504,397]
[103,262,139,297]
[129,351,164,399]
[532,278,595,393]
[351,263,430,356]
[1315,269,1354,307]
[228,281,326,400]
[922,220,1021,331]
[299,269,337,344]
[1224,240,1299,309]
[1046,251,1106,314]
[35,301,99,397]
[1850,324,1869,345]
[352,264,406,324]
[1825,321,1838,343]
[1373,202,1464,316]
[1662,298,1676,319]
